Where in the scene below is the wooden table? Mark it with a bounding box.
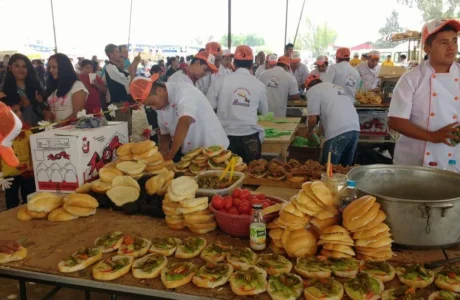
[259,117,301,162]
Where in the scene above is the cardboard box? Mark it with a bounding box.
[358,111,388,136]
[30,122,129,193]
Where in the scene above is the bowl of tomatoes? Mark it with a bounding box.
[209,188,286,238]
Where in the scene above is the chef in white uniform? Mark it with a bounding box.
[168,51,218,86]
[259,56,300,117]
[356,50,381,91]
[324,47,361,102]
[206,45,269,163]
[388,19,460,170]
[196,42,223,95]
[290,50,310,92]
[130,73,229,161]
[221,49,234,74]
[255,54,277,79]
[309,56,329,81]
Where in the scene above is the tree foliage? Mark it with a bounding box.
[398,0,460,21]
[373,10,403,48]
[297,18,337,57]
[219,34,265,47]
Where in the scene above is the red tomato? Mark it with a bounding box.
[239,198,250,207]
[250,198,263,206]
[232,188,242,198]
[239,202,251,214]
[223,196,233,203]
[224,197,233,210]
[265,200,274,206]
[261,201,270,209]
[240,189,251,200]
[228,207,239,215]
[233,197,241,207]
[256,194,266,200]
[211,195,224,210]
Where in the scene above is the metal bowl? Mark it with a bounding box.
[348,165,460,249]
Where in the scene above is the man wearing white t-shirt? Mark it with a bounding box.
[309,56,329,80]
[356,50,381,92]
[290,51,309,92]
[305,74,360,166]
[196,42,223,95]
[259,56,300,117]
[324,48,361,102]
[207,45,269,163]
[168,51,218,86]
[255,54,277,79]
[130,74,229,161]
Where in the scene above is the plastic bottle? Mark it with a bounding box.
[339,180,358,212]
[443,160,460,173]
[249,204,266,251]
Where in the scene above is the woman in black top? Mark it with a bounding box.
[164,57,179,81]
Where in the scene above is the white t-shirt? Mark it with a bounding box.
[157,82,229,154]
[206,68,269,140]
[356,63,380,91]
[293,62,310,87]
[310,69,327,81]
[196,66,228,95]
[168,69,194,85]
[324,61,361,102]
[259,66,299,117]
[307,82,360,141]
[255,64,266,79]
[48,81,88,121]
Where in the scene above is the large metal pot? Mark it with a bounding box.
[348,165,460,249]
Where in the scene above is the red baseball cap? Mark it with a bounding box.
[234,45,253,61]
[336,48,350,59]
[194,51,218,73]
[205,42,222,56]
[130,73,160,103]
[305,74,320,89]
[277,56,291,68]
[422,19,460,44]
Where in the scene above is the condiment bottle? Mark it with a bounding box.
[249,204,266,251]
[444,160,460,173]
[339,180,358,212]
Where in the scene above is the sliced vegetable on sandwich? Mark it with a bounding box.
[304,277,344,300]
[94,231,124,253]
[330,257,359,278]
[149,237,182,256]
[161,262,198,289]
[360,261,396,282]
[295,256,332,279]
[117,236,152,258]
[175,237,207,259]
[428,291,460,300]
[382,286,425,300]
[257,253,293,276]
[396,264,434,288]
[93,255,134,281]
[344,272,384,300]
[435,266,460,292]
[132,253,167,279]
[192,262,233,288]
[229,265,267,296]
[268,273,304,300]
[200,243,232,263]
[226,247,257,270]
[58,247,102,273]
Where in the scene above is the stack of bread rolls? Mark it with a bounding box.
[162,177,198,230]
[319,225,355,258]
[106,176,141,207]
[180,198,216,234]
[62,193,99,217]
[343,195,394,261]
[145,170,174,197]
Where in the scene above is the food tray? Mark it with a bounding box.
[194,170,245,197]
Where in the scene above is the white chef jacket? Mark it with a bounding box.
[307,82,360,141]
[196,65,229,95]
[167,69,194,85]
[292,62,310,88]
[388,61,460,168]
[255,65,266,79]
[218,64,231,76]
[157,82,229,154]
[259,66,299,117]
[356,63,380,91]
[309,69,327,81]
[324,61,361,102]
[206,68,269,141]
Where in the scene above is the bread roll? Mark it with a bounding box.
[396,266,434,288]
[319,233,354,243]
[27,209,48,219]
[355,237,393,248]
[161,262,197,289]
[296,191,323,213]
[99,168,123,183]
[118,153,133,161]
[229,266,267,296]
[58,248,102,273]
[27,193,63,213]
[75,183,92,194]
[165,216,185,224]
[170,176,199,197]
[318,239,354,246]
[93,255,134,281]
[322,225,349,234]
[117,143,134,156]
[279,210,309,225]
[342,195,376,228]
[310,216,340,231]
[263,203,283,216]
[284,229,317,258]
[183,212,214,224]
[63,204,96,217]
[192,263,233,289]
[345,202,381,231]
[167,223,186,230]
[353,223,389,240]
[17,206,32,221]
[111,176,140,191]
[132,147,158,161]
[175,237,207,259]
[137,151,163,165]
[48,207,78,221]
[145,175,165,195]
[269,228,285,240]
[132,253,167,279]
[116,162,147,175]
[91,180,112,194]
[65,193,99,208]
[179,197,208,208]
[310,181,334,206]
[185,221,216,230]
[320,249,353,259]
[323,244,355,256]
[107,186,140,207]
[351,210,387,232]
[314,207,339,220]
[131,140,155,154]
[149,238,182,256]
[283,202,306,218]
[0,247,27,264]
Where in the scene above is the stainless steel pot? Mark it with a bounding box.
[347,165,460,249]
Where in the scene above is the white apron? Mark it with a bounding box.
[423,67,460,169]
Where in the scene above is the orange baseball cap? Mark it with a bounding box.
[266,54,278,65]
[422,19,460,44]
[277,56,291,68]
[205,42,222,56]
[234,45,253,61]
[305,74,320,88]
[336,48,351,59]
[0,102,22,167]
[194,51,218,73]
[290,51,301,63]
[130,73,160,103]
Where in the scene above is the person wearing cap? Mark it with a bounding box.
[259,56,300,117]
[290,51,310,92]
[168,51,218,86]
[305,74,360,166]
[382,55,395,67]
[130,74,229,161]
[388,19,460,169]
[309,56,329,80]
[220,49,234,75]
[356,50,381,92]
[196,42,223,95]
[324,48,361,102]
[255,53,277,79]
[350,53,362,67]
[206,45,269,163]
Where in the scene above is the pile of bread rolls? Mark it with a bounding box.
[117,140,167,174]
[17,192,98,222]
[319,225,355,259]
[343,195,394,261]
[145,170,174,197]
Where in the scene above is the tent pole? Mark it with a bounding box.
[293,0,306,46]
[284,0,289,46]
[228,0,231,49]
[50,0,58,53]
[128,0,133,52]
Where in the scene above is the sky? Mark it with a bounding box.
[0,0,425,57]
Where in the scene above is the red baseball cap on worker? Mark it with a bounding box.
[305,74,320,89]
[277,56,291,68]
[266,54,278,65]
[234,45,253,61]
[290,51,301,63]
[422,19,460,44]
[336,48,351,59]
[130,73,161,103]
[194,51,218,73]
[205,42,222,56]
[0,102,22,167]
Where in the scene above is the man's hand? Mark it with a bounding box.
[0,240,21,254]
[429,122,459,146]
